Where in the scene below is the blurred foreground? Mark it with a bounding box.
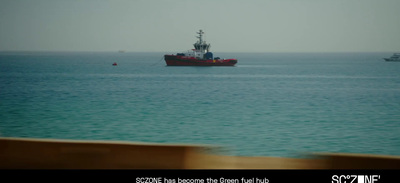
[0,137,399,169]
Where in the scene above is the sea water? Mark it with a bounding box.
[1,51,399,157]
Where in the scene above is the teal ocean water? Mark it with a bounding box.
[1,52,399,157]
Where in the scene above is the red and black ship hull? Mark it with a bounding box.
[164,55,237,66]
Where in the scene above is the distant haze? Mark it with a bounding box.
[1,0,399,52]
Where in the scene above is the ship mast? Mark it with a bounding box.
[197,30,204,44]
[193,29,210,53]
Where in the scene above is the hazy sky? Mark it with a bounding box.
[1,0,400,52]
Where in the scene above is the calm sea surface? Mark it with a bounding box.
[1,52,399,157]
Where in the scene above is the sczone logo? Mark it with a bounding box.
[331,175,380,183]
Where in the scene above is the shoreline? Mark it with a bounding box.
[1,137,399,169]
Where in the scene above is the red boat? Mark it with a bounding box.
[164,30,237,66]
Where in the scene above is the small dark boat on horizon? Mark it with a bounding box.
[384,53,400,62]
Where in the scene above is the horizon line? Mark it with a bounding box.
[0,50,397,54]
